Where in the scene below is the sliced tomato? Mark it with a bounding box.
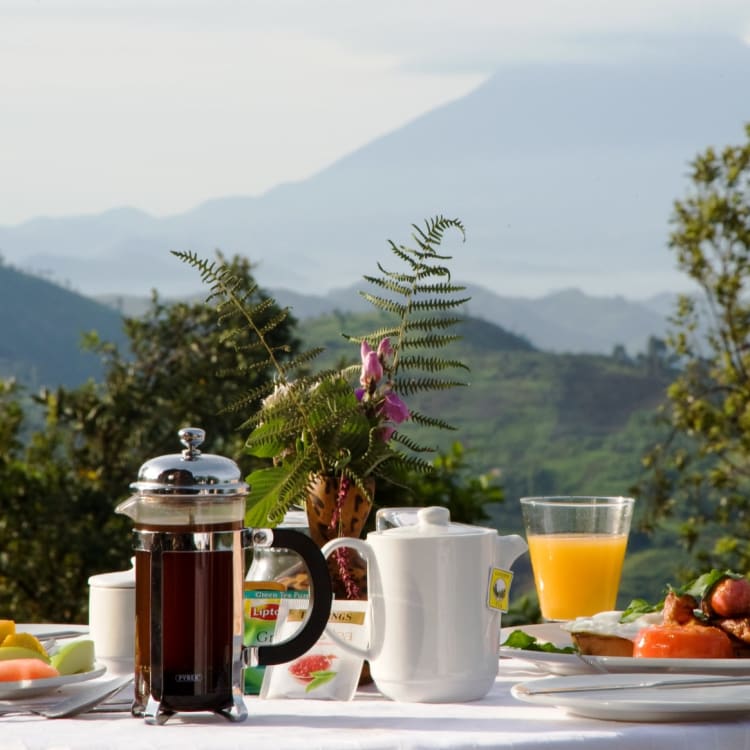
[633,623,734,659]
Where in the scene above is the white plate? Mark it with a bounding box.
[500,623,750,676]
[500,646,750,677]
[512,672,750,722]
[17,623,89,640]
[0,664,107,699]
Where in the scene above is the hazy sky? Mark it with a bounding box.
[2,0,749,227]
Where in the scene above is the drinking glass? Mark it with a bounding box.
[519,496,634,621]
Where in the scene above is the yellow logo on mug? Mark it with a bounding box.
[487,568,513,612]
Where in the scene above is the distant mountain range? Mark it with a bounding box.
[97,282,672,357]
[1,257,672,390]
[1,36,748,303]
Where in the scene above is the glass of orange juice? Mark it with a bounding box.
[519,496,634,621]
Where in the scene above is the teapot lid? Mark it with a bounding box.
[129,427,248,497]
[379,506,490,538]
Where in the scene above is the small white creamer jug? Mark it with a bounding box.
[321,506,527,703]
[88,561,135,675]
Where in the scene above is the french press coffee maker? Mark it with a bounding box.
[116,428,332,724]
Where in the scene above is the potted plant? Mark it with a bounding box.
[174,215,470,597]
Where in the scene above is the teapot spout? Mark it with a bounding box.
[495,533,528,570]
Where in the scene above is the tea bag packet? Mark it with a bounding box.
[260,599,368,700]
[243,515,313,694]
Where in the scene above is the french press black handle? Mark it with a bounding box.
[253,527,333,666]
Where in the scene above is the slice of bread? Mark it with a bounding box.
[569,632,634,657]
[561,610,663,657]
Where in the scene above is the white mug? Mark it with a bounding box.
[321,507,527,702]
[88,562,135,674]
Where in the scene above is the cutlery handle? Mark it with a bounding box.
[40,675,134,718]
[518,676,750,695]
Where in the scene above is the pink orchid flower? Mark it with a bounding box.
[359,341,383,387]
[381,391,410,424]
[377,337,394,365]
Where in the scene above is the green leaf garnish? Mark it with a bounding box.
[619,598,663,623]
[501,629,576,654]
[305,669,337,692]
[675,569,741,600]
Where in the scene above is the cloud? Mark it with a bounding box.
[1,0,748,224]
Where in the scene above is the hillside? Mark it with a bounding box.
[2,36,749,301]
[0,264,127,387]
[300,312,670,492]
[300,310,677,605]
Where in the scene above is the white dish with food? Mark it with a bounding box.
[500,621,750,676]
[0,664,107,700]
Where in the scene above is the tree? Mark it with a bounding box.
[0,255,298,622]
[641,123,750,573]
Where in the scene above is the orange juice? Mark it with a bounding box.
[527,533,628,621]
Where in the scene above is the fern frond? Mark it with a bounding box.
[342,328,400,346]
[409,296,472,311]
[219,381,276,414]
[387,243,420,271]
[414,216,465,248]
[403,317,463,332]
[383,452,435,475]
[215,359,273,379]
[360,293,407,316]
[390,431,437,454]
[408,410,458,431]
[397,355,470,373]
[402,334,461,349]
[374,261,416,284]
[412,282,467,295]
[256,308,293,337]
[395,377,468,396]
[217,297,277,328]
[274,347,326,376]
[361,275,413,297]
[276,456,319,517]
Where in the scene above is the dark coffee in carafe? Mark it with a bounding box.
[118,428,333,725]
[133,530,239,714]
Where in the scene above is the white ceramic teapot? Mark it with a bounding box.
[320,506,527,703]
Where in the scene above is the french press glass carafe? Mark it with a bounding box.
[116,427,332,724]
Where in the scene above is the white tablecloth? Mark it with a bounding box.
[3,657,750,750]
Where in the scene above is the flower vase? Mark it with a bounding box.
[305,474,373,600]
[306,474,374,686]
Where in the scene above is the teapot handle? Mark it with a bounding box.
[254,528,333,666]
[319,536,374,660]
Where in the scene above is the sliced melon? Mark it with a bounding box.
[0,658,59,682]
[50,639,96,675]
[0,646,51,663]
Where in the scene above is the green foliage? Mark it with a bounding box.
[638,122,750,574]
[0,256,295,622]
[174,216,470,528]
[371,441,504,528]
[0,265,127,388]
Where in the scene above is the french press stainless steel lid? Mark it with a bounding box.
[116,427,248,527]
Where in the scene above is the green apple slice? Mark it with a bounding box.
[50,639,96,675]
